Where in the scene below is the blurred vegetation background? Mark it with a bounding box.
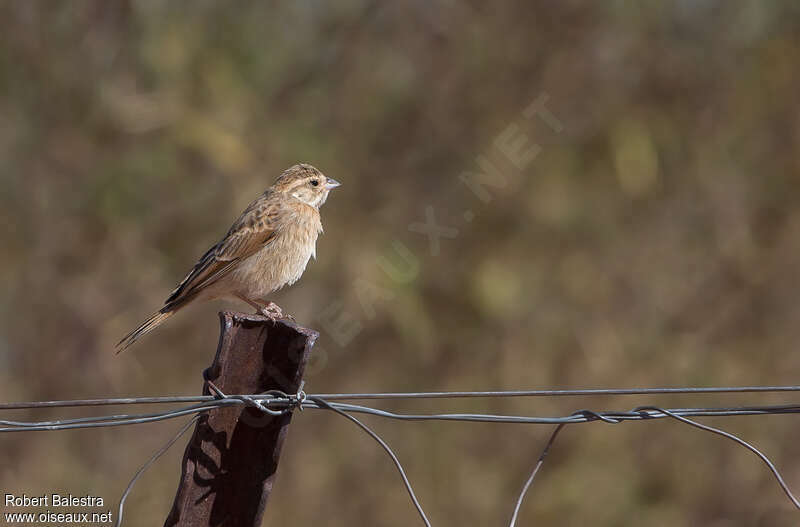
[2,1,800,525]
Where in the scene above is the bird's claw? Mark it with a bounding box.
[259,301,293,321]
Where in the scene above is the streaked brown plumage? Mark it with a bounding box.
[116,163,339,352]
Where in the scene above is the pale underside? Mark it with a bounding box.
[197,211,321,303]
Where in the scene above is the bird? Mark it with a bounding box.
[116,163,340,352]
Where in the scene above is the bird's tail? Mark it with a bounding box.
[115,307,176,354]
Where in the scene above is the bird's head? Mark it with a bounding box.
[274,163,340,209]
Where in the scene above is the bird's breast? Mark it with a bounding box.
[232,209,322,298]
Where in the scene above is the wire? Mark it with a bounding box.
[3,401,800,432]
[115,416,199,527]
[636,406,800,510]
[3,385,800,410]
[310,396,432,527]
[0,400,800,433]
[509,422,568,527]
[312,385,800,400]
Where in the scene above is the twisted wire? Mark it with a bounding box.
[3,399,800,432]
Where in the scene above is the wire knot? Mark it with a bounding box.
[571,409,621,424]
[294,381,307,412]
[206,380,286,416]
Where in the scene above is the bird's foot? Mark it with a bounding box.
[259,301,294,321]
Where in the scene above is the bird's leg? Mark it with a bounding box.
[235,293,267,314]
[235,294,292,321]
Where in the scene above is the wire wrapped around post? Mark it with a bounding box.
[163,311,318,527]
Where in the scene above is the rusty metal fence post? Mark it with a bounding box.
[164,311,318,527]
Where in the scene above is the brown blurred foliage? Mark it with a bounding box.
[2,1,800,525]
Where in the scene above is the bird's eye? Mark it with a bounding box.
[310,179,319,187]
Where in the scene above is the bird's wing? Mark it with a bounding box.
[164,195,280,306]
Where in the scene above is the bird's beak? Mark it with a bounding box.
[326,178,341,190]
